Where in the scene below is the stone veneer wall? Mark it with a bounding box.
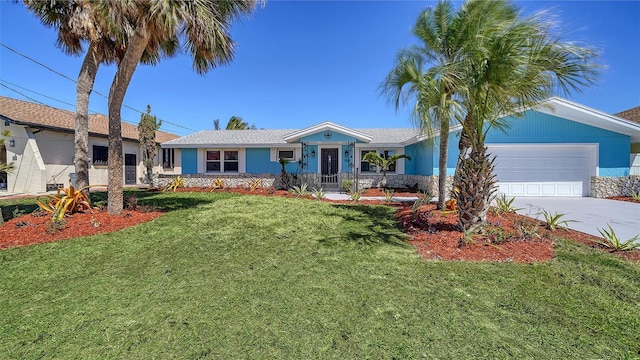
[157,173,279,189]
[590,176,640,198]
[157,173,455,196]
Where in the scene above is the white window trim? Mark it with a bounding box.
[277,149,295,161]
[357,148,404,175]
[204,149,242,174]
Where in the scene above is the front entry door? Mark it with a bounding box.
[124,154,137,185]
[321,148,339,185]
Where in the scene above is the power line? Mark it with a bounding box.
[0,42,196,133]
[0,80,187,135]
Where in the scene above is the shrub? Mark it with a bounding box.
[513,218,540,240]
[289,183,309,197]
[125,195,138,210]
[384,189,395,203]
[445,198,458,212]
[412,191,434,212]
[311,187,326,200]
[164,176,185,192]
[36,185,95,222]
[594,225,639,251]
[539,210,577,231]
[248,178,262,192]
[631,191,640,201]
[484,225,514,244]
[341,179,354,193]
[492,194,523,215]
[46,218,67,234]
[210,178,226,191]
[349,189,364,202]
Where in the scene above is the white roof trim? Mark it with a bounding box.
[537,97,640,142]
[162,143,300,149]
[283,121,373,143]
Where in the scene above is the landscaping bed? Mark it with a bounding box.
[1,187,638,262]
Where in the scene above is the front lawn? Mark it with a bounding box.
[1,192,639,358]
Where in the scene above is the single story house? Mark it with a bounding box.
[0,96,178,194]
[161,97,640,197]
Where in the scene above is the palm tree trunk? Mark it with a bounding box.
[107,26,151,215]
[74,44,102,192]
[437,121,449,210]
[454,144,498,231]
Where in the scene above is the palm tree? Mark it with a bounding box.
[381,1,465,210]
[362,152,412,188]
[24,1,176,194]
[448,0,598,231]
[226,116,250,130]
[24,1,117,192]
[102,0,260,214]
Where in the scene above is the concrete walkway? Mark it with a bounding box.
[512,197,640,243]
[323,192,419,203]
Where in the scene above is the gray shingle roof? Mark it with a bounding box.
[162,127,422,147]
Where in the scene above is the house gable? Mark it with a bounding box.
[283,122,373,143]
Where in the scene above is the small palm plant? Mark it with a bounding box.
[289,183,309,197]
[362,152,411,187]
[311,187,326,200]
[631,191,640,201]
[492,194,523,215]
[384,189,395,203]
[163,176,185,192]
[539,210,577,231]
[210,178,226,191]
[349,189,365,202]
[594,225,639,251]
[37,185,96,222]
[412,190,434,212]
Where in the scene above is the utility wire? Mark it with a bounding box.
[0,42,196,132]
[0,81,187,135]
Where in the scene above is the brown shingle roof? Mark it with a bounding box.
[615,106,640,125]
[0,96,178,143]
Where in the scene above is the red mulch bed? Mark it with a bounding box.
[2,187,638,262]
[0,209,163,250]
[606,196,640,204]
[398,203,640,263]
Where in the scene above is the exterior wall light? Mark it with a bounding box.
[9,139,15,147]
[311,150,316,157]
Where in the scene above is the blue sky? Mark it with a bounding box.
[1,1,639,136]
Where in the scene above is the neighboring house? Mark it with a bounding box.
[0,96,178,193]
[161,97,640,197]
[615,105,640,175]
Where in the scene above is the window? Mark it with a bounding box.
[206,150,239,172]
[360,150,375,172]
[163,148,174,168]
[93,145,108,165]
[360,149,398,173]
[383,150,396,172]
[224,151,238,172]
[278,150,294,161]
[206,150,221,172]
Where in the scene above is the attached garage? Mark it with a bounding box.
[488,144,597,197]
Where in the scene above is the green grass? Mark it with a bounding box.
[1,192,640,358]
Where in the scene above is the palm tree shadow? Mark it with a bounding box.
[319,204,410,247]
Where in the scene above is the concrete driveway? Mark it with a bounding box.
[512,197,640,243]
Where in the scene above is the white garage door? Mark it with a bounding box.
[487,144,597,197]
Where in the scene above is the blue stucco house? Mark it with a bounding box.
[161,97,640,197]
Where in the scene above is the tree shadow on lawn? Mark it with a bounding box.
[1,190,220,221]
[319,204,411,247]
